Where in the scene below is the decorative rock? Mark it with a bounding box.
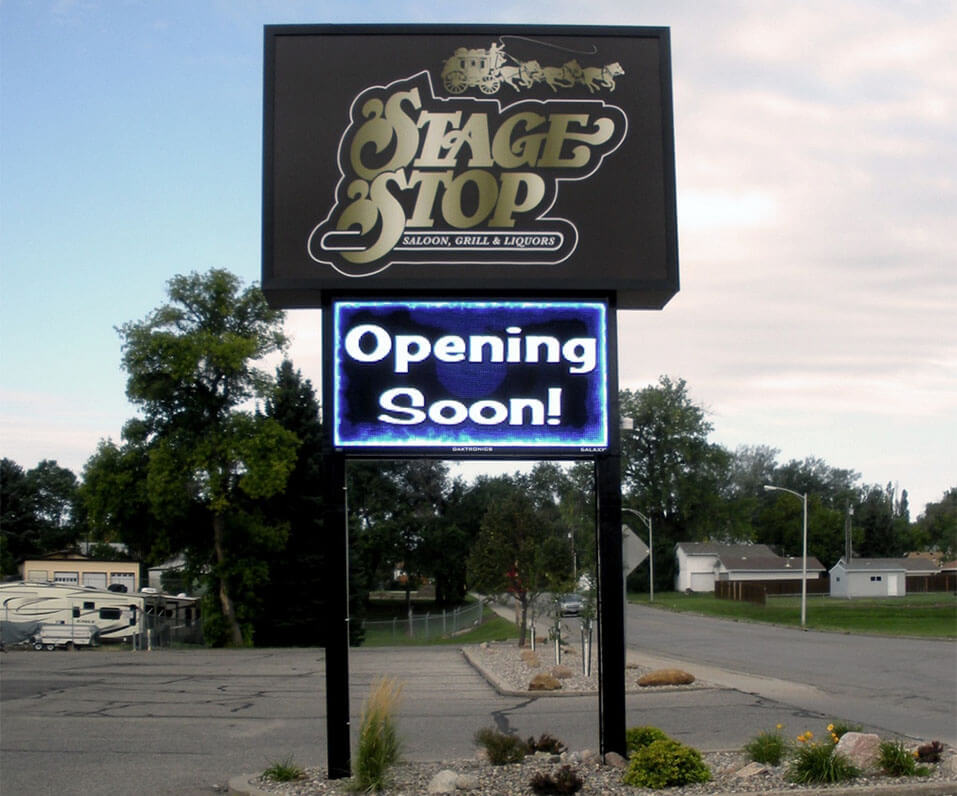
[550,665,574,679]
[945,753,957,778]
[733,761,769,778]
[834,731,881,772]
[529,672,562,691]
[637,668,695,686]
[604,751,628,769]
[580,748,600,765]
[455,772,479,790]
[427,769,459,794]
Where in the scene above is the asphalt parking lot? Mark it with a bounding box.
[0,644,877,795]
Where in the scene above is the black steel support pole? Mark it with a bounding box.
[596,452,625,758]
[323,449,351,779]
[596,300,625,758]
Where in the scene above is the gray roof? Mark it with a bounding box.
[676,542,776,558]
[834,557,939,573]
[717,554,825,573]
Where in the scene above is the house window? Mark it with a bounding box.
[870,575,883,582]
[54,571,78,584]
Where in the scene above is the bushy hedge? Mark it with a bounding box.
[622,739,711,789]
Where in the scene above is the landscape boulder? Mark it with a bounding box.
[834,732,882,772]
[427,769,459,794]
[550,665,574,679]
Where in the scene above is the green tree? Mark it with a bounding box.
[466,472,572,646]
[619,377,732,590]
[80,437,167,565]
[255,360,329,646]
[1,458,81,574]
[912,488,956,557]
[117,269,298,646]
[1,459,35,574]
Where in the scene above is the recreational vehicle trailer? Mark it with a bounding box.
[0,581,198,649]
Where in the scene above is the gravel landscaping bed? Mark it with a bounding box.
[239,642,956,795]
[463,640,708,694]
[245,748,957,795]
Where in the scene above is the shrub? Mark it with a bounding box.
[352,676,403,792]
[917,740,943,763]
[529,765,584,794]
[262,755,304,782]
[879,739,917,776]
[622,739,711,789]
[474,727,529,765]
[527,733,567,755]
[788,741,860,784]
[744,727,788,766]
[625,725,670,754]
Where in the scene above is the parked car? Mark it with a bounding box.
[558,593,583,616]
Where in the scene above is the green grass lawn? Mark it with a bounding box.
[629,591,957,638]
[359,598,519,647]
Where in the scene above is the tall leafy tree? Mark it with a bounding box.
[466,471,572,646]
[117,269,298,646]
[1,458,80,573]
[254,360,328,646]
[912,488,957,557]
[619,377,732,590]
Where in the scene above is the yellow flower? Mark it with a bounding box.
[827,724,835,732]
[806,731,814,740]
[776,724,783,730]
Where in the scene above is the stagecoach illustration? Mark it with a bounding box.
[441,42,624,96]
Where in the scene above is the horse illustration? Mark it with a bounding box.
[499,59,544,91]
[580,62,625,93]
[540,59,584,92]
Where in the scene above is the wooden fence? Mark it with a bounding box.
[906,573,957,593]
[715,578,831,606]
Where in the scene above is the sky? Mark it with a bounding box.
[1,0,954,519]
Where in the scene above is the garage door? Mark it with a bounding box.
[691,572,714,592]
[110,572,136,592]
[83,572,107,589]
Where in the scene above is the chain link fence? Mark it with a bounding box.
[362,600,484,642]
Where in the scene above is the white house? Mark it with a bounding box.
[829,558,913,597]
[674,543,777,592]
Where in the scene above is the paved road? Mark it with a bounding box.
[625,602,957,746]
[0,644,862,795]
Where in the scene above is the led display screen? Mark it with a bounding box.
[332,300,608,454]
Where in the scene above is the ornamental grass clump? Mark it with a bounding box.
[262,755,305,783]
[622,738,711,789]
[474,727,529,765]
[352,676,404,793]
[744,724,788,766]
[787,729,859,785]
[878,739,928,777]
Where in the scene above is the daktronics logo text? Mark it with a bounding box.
[308,71,627,277]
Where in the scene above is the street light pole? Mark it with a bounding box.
[622,508,653,602]
[764,484,808,628]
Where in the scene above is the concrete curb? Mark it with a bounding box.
[228,774,273,796]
